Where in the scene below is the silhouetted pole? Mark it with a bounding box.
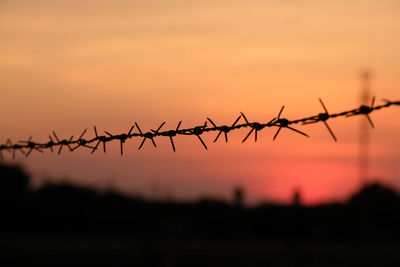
[359,70,371,186]
[233,186,244,207]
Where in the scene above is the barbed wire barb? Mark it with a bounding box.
[273,106,309,140]
[1,97,399,158]
[303,98,337,141]
[166,121,182,152]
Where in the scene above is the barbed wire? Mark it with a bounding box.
[1,98,399,159]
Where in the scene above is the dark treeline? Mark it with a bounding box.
[2,163,400,266]
[1,162,400,242]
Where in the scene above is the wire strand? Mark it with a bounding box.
[1,98,399,158]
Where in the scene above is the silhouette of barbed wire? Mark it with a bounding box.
[0,98,399,159]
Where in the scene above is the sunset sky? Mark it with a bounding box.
[1,0,400,205]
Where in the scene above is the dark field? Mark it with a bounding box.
[2,163,400,266]
[3,237,400,267]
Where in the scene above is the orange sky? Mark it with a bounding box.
[1,0,400,205]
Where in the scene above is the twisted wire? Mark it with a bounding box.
[1,98,399,159]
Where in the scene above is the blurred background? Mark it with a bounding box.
[1,1,400,266]
[1,0,400,204]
